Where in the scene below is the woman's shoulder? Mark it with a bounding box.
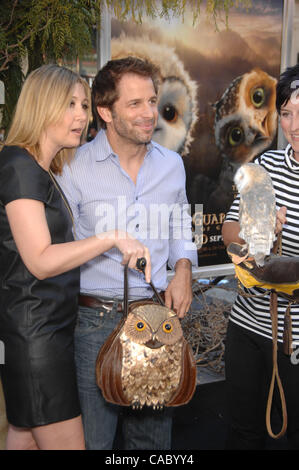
[0,145,47,176]
[0,145,30,170]
[1,145,33,165]
[0,146,49,204]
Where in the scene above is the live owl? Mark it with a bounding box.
[234,163,276,266]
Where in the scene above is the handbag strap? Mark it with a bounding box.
[124,263,129,318]
[273,232,282,256]
[123,258,165,317]
[136,258,165,307]
[266,291,288,439]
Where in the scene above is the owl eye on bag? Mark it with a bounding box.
[123,313,152,345]
[162,321,173,333]
[135,321,146,331]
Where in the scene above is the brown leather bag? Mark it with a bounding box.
[95,259,197,409]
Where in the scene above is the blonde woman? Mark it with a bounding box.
[0,64,151,450]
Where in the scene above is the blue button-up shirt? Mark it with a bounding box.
[57,130,198,299]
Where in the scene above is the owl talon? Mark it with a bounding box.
[132,401,143,410]
[152,403,164,410]
[227,242,249,265]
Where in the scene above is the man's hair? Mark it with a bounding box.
[276,64,299,114]
[92,56,161,129]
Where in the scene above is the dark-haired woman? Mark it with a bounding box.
[222,64,299,450]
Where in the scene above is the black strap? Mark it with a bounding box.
[136,257,165,306]
[123,259,165,317]
[124,263,129,317]
[149,281,165,307]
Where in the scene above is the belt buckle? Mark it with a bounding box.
[101,303,114,314]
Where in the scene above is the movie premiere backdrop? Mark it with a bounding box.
[110,0,284,266]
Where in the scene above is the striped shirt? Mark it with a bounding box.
[57,129,198,299]
[225,144,299,345]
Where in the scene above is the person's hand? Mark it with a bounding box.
[165,259,192,319]
[275,206,287,234]
[113,230,151,283]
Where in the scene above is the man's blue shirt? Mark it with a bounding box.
[57,130,198,299]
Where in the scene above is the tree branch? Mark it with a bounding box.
[0,21,50,72]
[3,0,19,32]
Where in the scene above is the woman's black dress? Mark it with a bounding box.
[0,146,81,427]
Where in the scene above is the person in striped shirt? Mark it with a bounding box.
[222,63,299,449]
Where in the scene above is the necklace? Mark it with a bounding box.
[48,168,77,240]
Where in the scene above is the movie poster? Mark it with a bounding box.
[111,0,284,266]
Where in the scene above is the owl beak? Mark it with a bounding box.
[250,110,276,143]
[145,337,164,349]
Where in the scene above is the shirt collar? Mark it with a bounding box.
[93,129,165,162]
[94,129,114,162]
[285,144,299,172]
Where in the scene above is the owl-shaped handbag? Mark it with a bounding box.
[95,259,197,409]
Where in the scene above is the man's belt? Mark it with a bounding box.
[78,293,165,313]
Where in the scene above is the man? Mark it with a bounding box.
[58,57,198,450]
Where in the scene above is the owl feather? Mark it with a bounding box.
[234,162,276,266]
[95,303,196,409]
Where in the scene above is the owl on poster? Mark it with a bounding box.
[213,68,277,164]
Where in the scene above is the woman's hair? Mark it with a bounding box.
[92,56,161,129]
[5,64,91,174]
[276,64,299,114]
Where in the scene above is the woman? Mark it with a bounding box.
[222,63,299,449]
[0,64,151,450]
